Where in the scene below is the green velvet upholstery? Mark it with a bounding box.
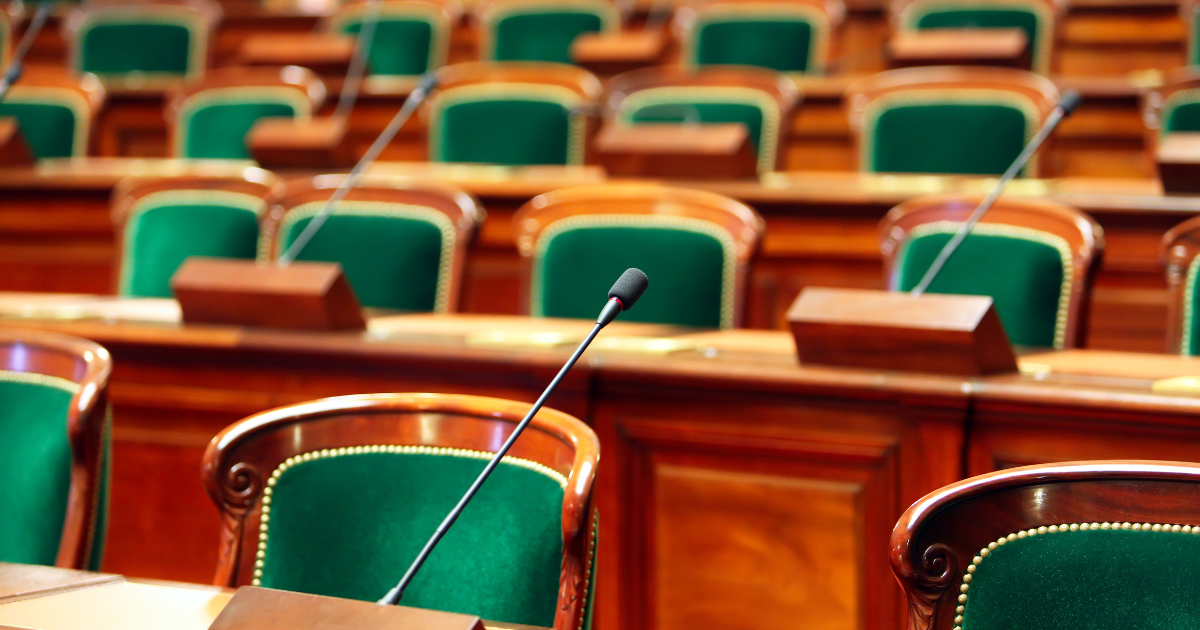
[87,414,111,572]
[0,95,86,159]
[0,373,79,566]
[894,222,1070,348]
[78,19,200,78]
[430,87,583,165]
[256,448,566,626]
[687,7,827,74]
[488,11,606,63]
[1178,255,1200,355]
[618,86,779,174]
[907,6,1047,72]
[178,92,305,159]
[533,217,734,328]
[1160,90,1200,138]
[958,524,1200,630]
[120,191,264,298]
[863,96,1036,175]
[335,16,437,77]
[272,201,454,311]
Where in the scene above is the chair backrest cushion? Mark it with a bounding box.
[900,2,1050,73]
[957,522,1200,630]
[616,85,781,175]
[533,215,736,328]
[1161,88,1200,137]
[120,190,265,298]
[269,201,455,311]
[485,2,617,63]
[1177,253,1200,355]
[862,90,1037,175]
[176,88,310,159]
[333,11,442,77]
[254,446,565,627]
[0,87,90,158]
[0,372,78,566]
[687,4,830,74]
[430,84,584,165]
[893,221,1071,348]
[78,16,201,78]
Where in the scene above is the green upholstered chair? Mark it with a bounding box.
[603,65,799,176]
[168,67,326,159]
[514,184,764,329]
[892,460,1200,630]
[427,62,601,166]
[847,67,1059,176]
[112,171,276,298]
[1159,214,1200,355]
[0,69,105,160]
[259,176,483,312]
[203,392,599,630]
[1143,68,1200,166]
[676,0,843,76]
[65,0,219,90]
[476,0,619,63]
[0,329,112,571]
[880,194,1103,349]
[330,0,460,91]
[892,0,1060,74]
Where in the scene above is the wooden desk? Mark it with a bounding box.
[4,295,1200,630]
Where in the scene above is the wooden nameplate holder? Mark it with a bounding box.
[171,257,366,331]
[238,33,356,75]
[248,116,356,168]
[209,587,485,630]
[0,118,34,167]
[1156,132,1200,194]
[570,31,667,75]
[592,121,757,179]
[787,287,1018,376]
[887,28,1028,69]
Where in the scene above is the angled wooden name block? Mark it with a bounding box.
[787,287,1017,376]
[209,587,485,630]
[171,258,365,331]
[1156,132,1200,194]
[248,116,356,169]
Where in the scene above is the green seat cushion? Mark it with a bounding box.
[432,95,577,165]
[535,220,733,328]
[693,18,818,73]
[338,19,434,76]
[959,523,1200,630]
[913,8,1041,71]
[276,202,453,311]
[120,192,264,298]
[865,100,1033,175]
[895,224,1069,348]
[0,101,82,158]
[256,448,565,627]
[180,101,299,159]
[490,12,604,63]
[0,374,78,566]
[623,97,771,173]
[1162,96,1200,136]
[80,22,194,76]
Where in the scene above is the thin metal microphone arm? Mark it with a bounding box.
[333,0,382,123]
[0,2,52,102]
[910,103,1068,297]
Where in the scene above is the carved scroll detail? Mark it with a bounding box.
[222,461,264,508]
[905,544,958,630]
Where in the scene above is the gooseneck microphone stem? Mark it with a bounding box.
[910,90,1081,297]
[332,0,382,123]
[0,2,53,103]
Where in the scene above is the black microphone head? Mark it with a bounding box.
[1059,90,1082,117]
[608,268,648,311]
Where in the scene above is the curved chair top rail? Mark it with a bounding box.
[8,66,107,114]
[165,66,327,121]
[434,61,603,101]
[63,0,223,34]
[1159,215,1200,353]
[110,170,278,227]
[513,183,765,259]
[844,66,1061,132]
[601,64,800,117]
[891,460,1200,630]
[675,0,848,33]
[888,0,1065,28]
[0,328,111,400]
[331,0,464,24]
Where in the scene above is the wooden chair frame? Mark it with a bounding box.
[513,183,765,328]
[845,66,1059,177]
[892,460,1200,630]
[1159,214,1200,354]
[202,392,600,630]
[673,0,847,76]
[0,329,112,569]
[0,67,106,158]
[164,66,326,158]
[258,175,484,313]
[1142,66,1200,159]
[879,194,1104,349]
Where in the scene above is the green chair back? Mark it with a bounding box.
[893,221,1072,348]
[616,85,781,175]
[532,215,737,328]
[175,88,311,159]
[332,6,449,78]
[75,11,205,81]
[482,1,618,63]
[685,5,831,75]
[861,91,1038,175]
[119,190,266,298]
[0,88,90,158]
[268,201,457,311]
[899,1,1053,73]
[253,446,567,626]
[1176,253,1200,355]
[429,84,585,165]
[1160,89,1200,137]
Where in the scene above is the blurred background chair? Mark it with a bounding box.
[475,0,619,63]
[890,0,1062,74]
[675,0,844,76]
[329,0,461,91]
[1160,215,1200,355]
[0,68,104,159]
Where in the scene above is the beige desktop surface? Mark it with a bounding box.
[0,580,231,630]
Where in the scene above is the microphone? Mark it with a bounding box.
[377,268,648,607]
[0,2,53,103]
[910,89,1081,296]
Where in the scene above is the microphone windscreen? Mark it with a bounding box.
[1059,90,1082,117]
[608,268,648,311]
